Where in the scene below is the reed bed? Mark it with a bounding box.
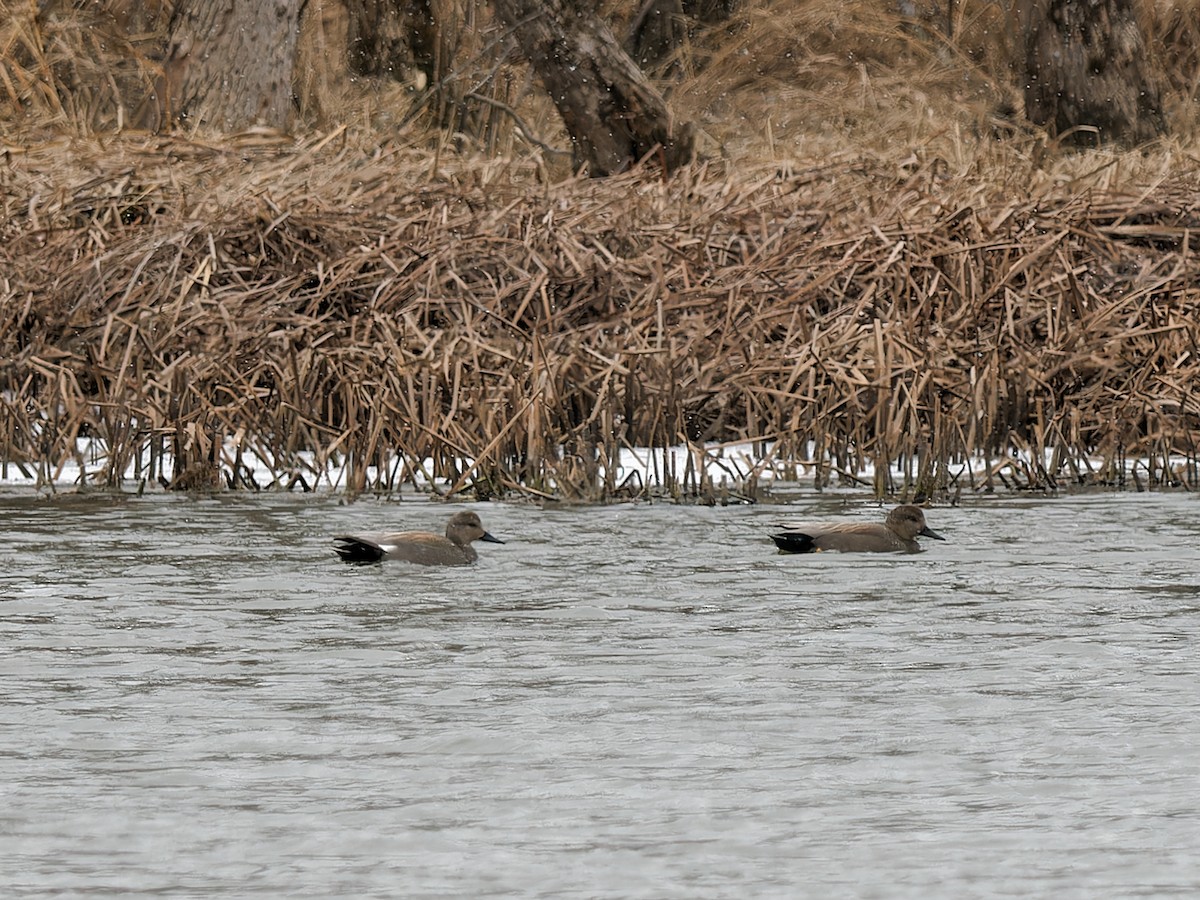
[2,131,1199,500]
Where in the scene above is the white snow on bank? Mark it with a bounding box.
[0,438,795,492]
[0,436,1190,494]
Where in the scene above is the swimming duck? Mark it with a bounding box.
[771,504,945,554]
[333,510,504,565]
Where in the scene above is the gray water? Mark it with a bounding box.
[2,491,1199,898]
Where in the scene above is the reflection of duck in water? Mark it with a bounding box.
[771,505,945,554]
[333,511,504,565]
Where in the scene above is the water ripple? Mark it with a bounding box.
[2,492,1199,896]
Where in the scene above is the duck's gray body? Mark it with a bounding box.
[333,511,504,566]
[771,505,945,554]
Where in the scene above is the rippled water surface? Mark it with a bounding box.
[2,491,1199,897]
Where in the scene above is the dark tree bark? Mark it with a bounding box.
[491,0,695,176]
[1023,0,1166,145]
[145,0,303,133]
[342,0,437,86]
[627,0,738,71]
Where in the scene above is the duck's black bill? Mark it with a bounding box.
[480,531,505,544]
[919,526,946,541]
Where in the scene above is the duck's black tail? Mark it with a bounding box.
[771,532,818,554]
[333,537,385,563]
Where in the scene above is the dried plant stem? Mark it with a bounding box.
[2,134,1200,499]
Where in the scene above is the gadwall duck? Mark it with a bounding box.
[333,510,504,565]
[771,504,945,554]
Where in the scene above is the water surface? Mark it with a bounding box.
[2,492,1199,897]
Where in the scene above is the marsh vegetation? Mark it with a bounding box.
[3,1,1199,499]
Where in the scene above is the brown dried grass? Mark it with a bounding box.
[3,130,1200,499]
[3,1,1200,499]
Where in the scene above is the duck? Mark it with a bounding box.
[333,510,504,565]
[771,504,945,554]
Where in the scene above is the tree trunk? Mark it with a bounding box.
[342,0,437,86]
[1023,0,1166,145]
[147,0,303,133]
[628,0,738,71]
[490,0,695,176]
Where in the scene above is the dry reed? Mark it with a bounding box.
[2,131,1200,499]
[3,1,1200,499]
